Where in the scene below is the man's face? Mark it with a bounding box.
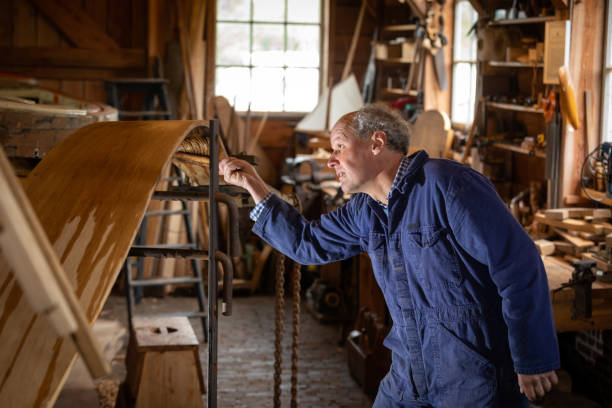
[327,118,373,194]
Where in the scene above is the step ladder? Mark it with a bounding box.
[123,167,211,343]
[105,78,173,120]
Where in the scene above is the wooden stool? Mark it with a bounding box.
[124,317,205,408]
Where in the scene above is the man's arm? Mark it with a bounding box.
[446,168,560,401]
[219,157,364,265]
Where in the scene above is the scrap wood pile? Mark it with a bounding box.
[532,207,612,279]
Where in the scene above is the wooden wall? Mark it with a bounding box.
[559,0,606,204]
[0,0,148,103]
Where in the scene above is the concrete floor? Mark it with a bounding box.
[85,294,373,408]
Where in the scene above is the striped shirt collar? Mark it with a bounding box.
[378,156,410,209]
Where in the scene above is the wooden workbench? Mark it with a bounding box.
[544,255,612,332]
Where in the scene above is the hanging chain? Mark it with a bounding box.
[274,252,285,408]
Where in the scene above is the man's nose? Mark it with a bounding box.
[327,154,337,168]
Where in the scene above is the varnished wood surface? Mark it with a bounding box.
[0,120,208,407]
[544,256,612,332]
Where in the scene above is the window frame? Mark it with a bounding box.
[450,0,479,127]
[215,0,326,114]
[602,0,612,142]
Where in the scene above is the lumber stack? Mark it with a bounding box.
[533,208,612,278]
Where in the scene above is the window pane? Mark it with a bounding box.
[288,0,320,23]
[217,0,250,21]
[285,68,319,111]
[217,23,250,65]
[253,24,284,67]
[451,63,476,124]
[216,67,251,111]
[604,71,612,142]
[251,68,284,110]
[453,0,478,61]
[287,25,320,67]
[253,0,284,22]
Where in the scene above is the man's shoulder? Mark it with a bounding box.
[421,157,470,178]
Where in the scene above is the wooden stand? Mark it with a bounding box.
[123,317,205,408]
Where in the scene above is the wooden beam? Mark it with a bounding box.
[0,66,146,80]
[204,0,217,119]
[0,47,145,69]
[403,0,426,20]
[468,0,486,16]
[29,0,120,50]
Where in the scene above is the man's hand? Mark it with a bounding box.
[517,371,558,401]
[219,157,270,203]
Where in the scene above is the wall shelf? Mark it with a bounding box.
[488,61,544,68]
[383,88,418,97]
[376,58,413,65]
[488,16,558,26]
[486,101,543,114]
[383,24,417,32]
[491,142,546,158]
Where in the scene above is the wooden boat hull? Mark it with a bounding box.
[0,120,208,407]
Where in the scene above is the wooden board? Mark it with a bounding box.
[535,213,604,234]
[408,110,451,159]
[544,207,612,220]
[553,228,595,249]
[0,120,209,407]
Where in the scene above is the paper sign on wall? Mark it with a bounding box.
[544,20,571,84]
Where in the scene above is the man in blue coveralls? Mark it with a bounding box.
[219,103,560,407]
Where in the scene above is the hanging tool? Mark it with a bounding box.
[558,65,580,130]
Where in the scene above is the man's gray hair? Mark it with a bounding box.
[353,103,410,155]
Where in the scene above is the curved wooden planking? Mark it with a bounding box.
[0,120,209,407]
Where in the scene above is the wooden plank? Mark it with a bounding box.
[0,146,110,378]
[106,0,132,48]
[535,213,604,234]
[535,239,555,256]
[13,0,38,47]
[36,5,61,46]
[0,0,13,46]
[131,0,146,49]
[60,80,85,99]
[0,46,146,69]
[544,207,612,220]
[83,0,107,31]
[559,0,605,210]
[176,0,197,119]
[0,120,209,406]
[84,80,107,104]
[553,228,594,249]
[136,351,204,408]
[583,252,612,273]
[204,0,216,119]
[0,65,146,80]
[30,0,120,50]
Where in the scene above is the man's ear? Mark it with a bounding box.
[370,130,386,155]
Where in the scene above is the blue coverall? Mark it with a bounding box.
[252,151,560,407]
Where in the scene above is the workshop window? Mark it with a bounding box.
[216,0,322,113]
[603,1,612,142]
[450,0,478,125]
